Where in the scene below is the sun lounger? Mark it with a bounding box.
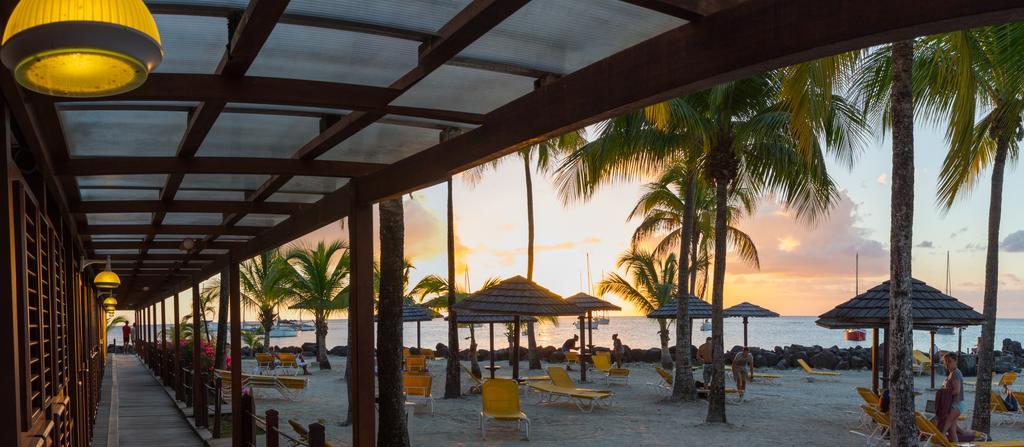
[653,366,673,392]
[278,353,300,375]
[460,363,484,394]
[255,353,275,374]
[913,350,933,375]
[914,412,1010,446]
[853,404,889,446]
[403,371,434,416]
[405,355,427,372]
[990,390,1024,425]
[797,358,840,378]
[564,351,581,368]
[857,387,880,406]
[480,379,529,440]
[216,369,308,401]
[420,348,436,361]
[966,372,1017,390]
[529,367,613,413]
[592,352,630,385]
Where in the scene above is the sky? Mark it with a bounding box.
[130,119,1024,323]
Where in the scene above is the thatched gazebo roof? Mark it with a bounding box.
[445,311,536,324]
[374,303,436,322]
[816,278,984,329]
[453,276,581,316]
[565,293,621,312]
[646,295,712,319]
[725,302,780,318]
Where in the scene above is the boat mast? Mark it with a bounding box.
[586,252,592,295]
[855,252,859,295]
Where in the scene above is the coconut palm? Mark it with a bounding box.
[285,240,350,370]
[240,327,264,357]
[239,250,293,351]
[597,248,678,369]
[910,25,1024,434]
[193,281,218,346]
[377,198,409,445]
[106,315,128,331]
[413,274,501,378]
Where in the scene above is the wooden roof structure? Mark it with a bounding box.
[564,292,621,312]
[454,275,580,316]
[374,303,436,322]
[444,310,536,324]
[816,278,984,329]
[725,302,780,318]
[647,295,712,319]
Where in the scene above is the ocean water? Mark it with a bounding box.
[108,316,1024,353]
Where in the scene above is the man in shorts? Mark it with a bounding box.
[732,347,754,400]
[697,337,713,385]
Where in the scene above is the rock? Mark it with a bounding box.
[1004,339,1023,356]
[811,350,838,370]
[435,343,449,357]
[775,360,787,370]
[241,347,252,357]
[328,346,346,356]
[280,346,301,354]
[836,361,850,370]
[641,348,662,363]
[301,342,318,354]
[849,355,866,369]
[994,356,1015,374]
[549,351,565,363]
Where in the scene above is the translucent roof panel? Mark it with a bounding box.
[80,188,159,201]
[180,174,269,191]
[90,235,145,241]
[94,249,140,255]
[266,192,322,203]
[146,249,186,254]
[459,0,685,75]
[87,213,152,225]
[279,176,348,194]
[162,213,224,225]
[154,234,207,240]
[152,14,228,74]
[215,235,253,242]
[78,175,168,188]
[175,189,246,201]
[318,121,439,164]
[381,114,477,132]
[391,65,534,114]
[247,23,418,86]
[197,112,319,158]
[201,248,230,255]
[60,109,186,157]
[286,0,471,34]
[236,214,289,227]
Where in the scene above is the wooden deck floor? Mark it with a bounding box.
[108,354,204,447]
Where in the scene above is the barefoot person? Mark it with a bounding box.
[697,337,713,385]
[121,321,132,352]
[562,334,579,370]
[940,352,964,442]
[612,334,624,368]
[732,347,754,400]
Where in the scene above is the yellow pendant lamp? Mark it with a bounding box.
[93,257,121,289]
[1,0,163,97]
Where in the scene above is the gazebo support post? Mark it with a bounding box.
[957,327,963,360]
[587,311,594,353]
[882,327,889,390]
[489,323,495,379]
[929,330,936,390]
[512,315,521,381]
[871,328,879,394]
[742,316,749,348]
[417,321,421,350]
[578,313,586,382]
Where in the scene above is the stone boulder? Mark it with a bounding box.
[1004,339,1023,356]
[549,351,566,363]
[810,350,838,370]
[328,345,347,356]
[301,342,318,354]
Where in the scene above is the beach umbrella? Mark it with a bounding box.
[565,293,621,382]
[646,295,712,320]
[816,277,984,392]
[445,311,536,379]
[453,275,582,380]
[374,302,436,349]
[725,302,780,349]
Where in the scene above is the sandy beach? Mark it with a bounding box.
[236,356,1024,446]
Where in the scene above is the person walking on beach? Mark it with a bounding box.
[939,352,965,441]
[612,334,624,367]
[122,321,132,352]
[562,335,579,370]
[732,347,754,401]
[698,337,713,385]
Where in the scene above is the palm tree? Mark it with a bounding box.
[377,198,410,446]
[239,250,293,351]
[413,274,501,379]
[106,315,128,331]
[912,25,1024,434]
[195,282,218,346]
[597,248,678,369]
[285,240,350,370]
[240,327,264,357]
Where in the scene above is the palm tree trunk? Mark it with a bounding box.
[215,270,229,369]
[672,172,697,401]
[658,319,672,369]
[377,198,410,446]
[706,177,729,423]
[689,232,699,295]
[315,318,330,369]
[469,325,481,379]
[523,155,541,370]
[971,133,1010,434]
[342,314,353,426]
[887,39,917,445]
[262,311,273,353]
[444,177,462,398]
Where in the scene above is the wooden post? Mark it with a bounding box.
[348,195,375,447]
[213,376,222,438]
[929,330,936,389]
[309,422,326,447]
[417,321,421,350]
[743,316,749,349]
[488,322,496,379]
[174,290,183,400]
[240,393,254,446]
[192,280,207,427]
[0,104,23,447]
[512,315,521,381]
[579,314,586,382]
[266,409,279,447]
[229,260,243,447]
[871,327,879,394]
[161,297,168,383]
[151,304,158,370]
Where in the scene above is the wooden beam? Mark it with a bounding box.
[55,157,381,177]
[92,240,241,250]
[618,0,743,21]
[73,200,304,215]
[102,253,218,261]
[219,0,291,77]
[81,225,263,236]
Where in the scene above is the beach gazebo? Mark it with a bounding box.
[646,295,713,319]
[725,302,780,348]
[445,311,536,379]
[375,303,436,349]
[816,278,984,392]
[454,276,581,380]
[565,292,621,382]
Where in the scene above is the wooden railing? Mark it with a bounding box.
[241,393,326,447]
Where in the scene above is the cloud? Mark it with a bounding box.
[917,241,934,248]
[876,173,887,185]
[1002,230,1024,252]
[950,226,968,239]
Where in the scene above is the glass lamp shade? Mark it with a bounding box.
[102,296,118,307]
[1,0,163,97]
[94,270,121,289]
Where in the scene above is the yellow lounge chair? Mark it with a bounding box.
[991,390,1024,425]
[913,350,934,375]
[421,348,436,361]
[857,387,880,406]
[797,358,840,377]
[406,355,427,372]
[460,363,485,393]
[565,351,581,368]
[654,366,673,391]
[966,372,1018,390]
[529,367,613,413]
[255,353,275,374]
[480,379,529,441]
[914,412,1010,446]
[857,404,890,445]
[278,353,300,375]
[592,352,630,385]
[403,371,435,416]
[216,369,308,401]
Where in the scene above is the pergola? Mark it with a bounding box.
[2,1,1023,446]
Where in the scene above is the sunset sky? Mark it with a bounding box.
[141,120,1024,321]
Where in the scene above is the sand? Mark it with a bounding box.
[236,356,1024,446]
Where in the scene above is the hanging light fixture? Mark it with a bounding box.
[93,256,121,289]
[0,0,163,97]
[102,296,118,309]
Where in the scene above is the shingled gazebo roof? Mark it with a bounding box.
[725,302,780,318]
[816,278,984,329]
[646,295,712,319]
[453,276,581,316]
[374,303,435,322]
[445,310,536,324]
[565,292,621,312]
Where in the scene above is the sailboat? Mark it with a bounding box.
[844,252,867,341]
[700,319,712,331]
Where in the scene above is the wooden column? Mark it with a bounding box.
[0,104,22,446]
[348,194,375,447]
[229,260,243,447]
[192,280,207,427]
[161,297,168,382]
[174,290,183,400]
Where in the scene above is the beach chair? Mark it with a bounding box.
[592,352,630,385]
[965,372,1016,391]
[853,404,889,446]
[990,390,1024,425]
[913,350,933,375]
[460,363,485,394]
[216,369,308,401]
[403,371,435,416]
[653,367,673,392]
[278,353,300,376]
[480,379,529,441]
[406,355,427,373]
[797,358,840,379]
[529,367,613,413]
[420,348,436,361]
[914,412,1004,446]
[565,351,581,369]
[857,387,880,406]
[255,353,275,374]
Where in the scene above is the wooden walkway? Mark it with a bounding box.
[107,354,204,447]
